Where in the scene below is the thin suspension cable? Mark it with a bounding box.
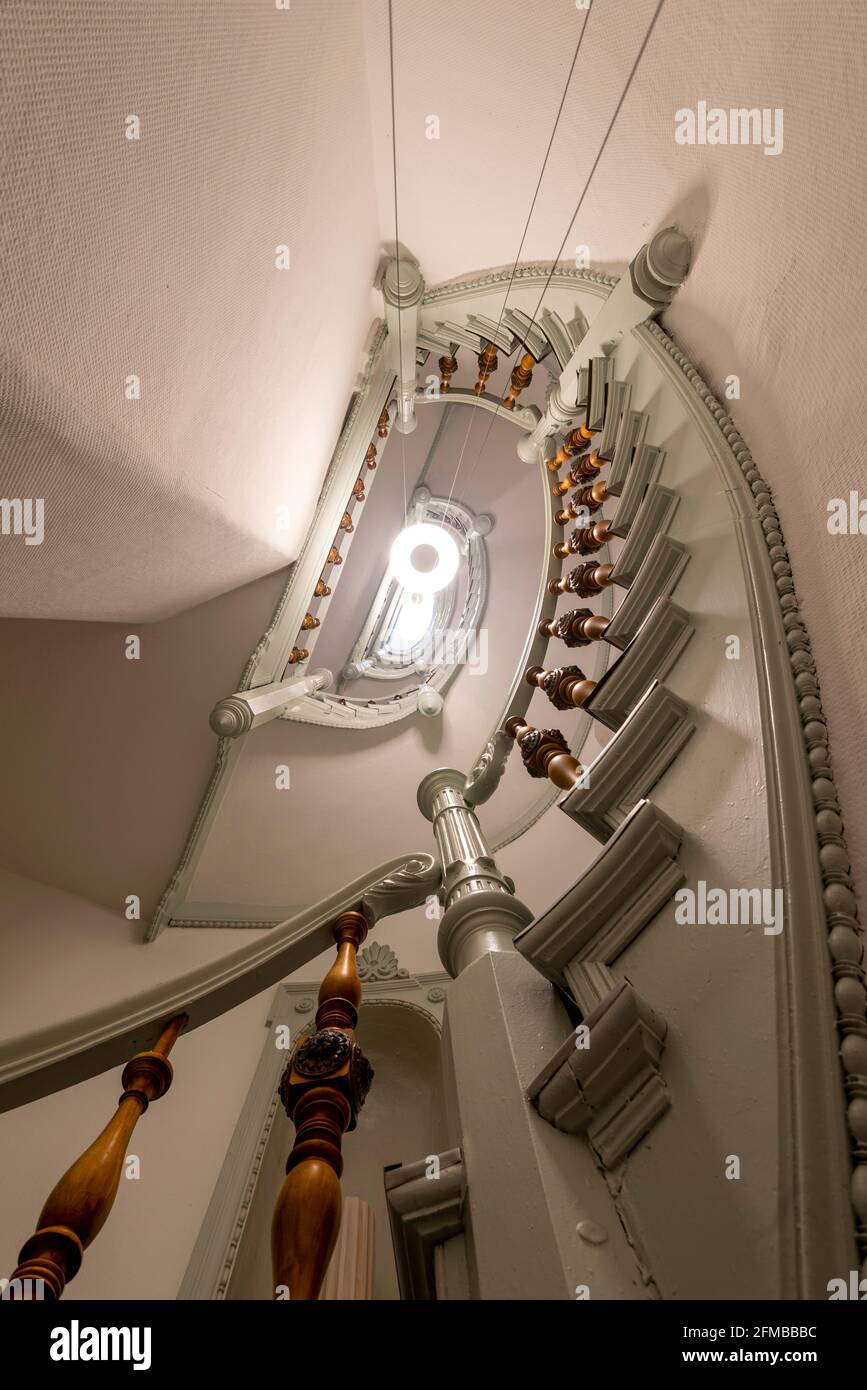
[387,0,408,524]
[438,12,591,529]
[453,0,666,500]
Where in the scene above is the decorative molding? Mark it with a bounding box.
[559,681,694,842]
[383,1148,466,1300]
[609,444,666,538]
[603,533,690,651]
[421,263,617,306]
[527,970,670,1169]
[606,409,649,494]
[586,595,694,732]
[514,799,684,987]
[356,942,409,983]
[639,318,863,1287]
[609,483,680,590]
[597,378,632,461]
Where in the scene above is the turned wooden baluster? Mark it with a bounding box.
[552,449,605,495]
[546,425,595,475]
[553,518,612,560]
[503,351,535,409]
[9,1014,187,1300]
[548,561,615,598]
[377,407,390,439]
[555,480,609,525]
[272,910,373,1302]
[314,578,331,598]
[365,443,378,471]
[526,663,597,710]
[339,512,354,534]
[326,546,343,566]
[504,717,584,789]
[474,341,498,395]
[539,609,610,646]
[353,479,366,502]
[438,353,458,394]
[287,647,310,664]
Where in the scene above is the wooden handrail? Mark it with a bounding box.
[8,1014,187,1299]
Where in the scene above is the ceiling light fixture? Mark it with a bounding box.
[389,522,459,595]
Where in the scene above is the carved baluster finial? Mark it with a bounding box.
[503,717,583,789]
[503,351,535,410]
[272,911,373,1302]
[553,518,612,560]
[525,664,597,710]
[474,341,498,395]
[538,609,610,646]
[548,561,615,598]
[438,353,458,394]
[9,1015,187,1300]
[377,407,390,439]
[365,443,378,470]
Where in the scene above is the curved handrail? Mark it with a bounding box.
[0,852,441,1113]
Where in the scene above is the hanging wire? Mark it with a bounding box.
[387,0,409,523]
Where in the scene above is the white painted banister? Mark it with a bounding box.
[209,668,332,736]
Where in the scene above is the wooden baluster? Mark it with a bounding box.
[339,512,354,534]
[272,911,373,1302]
[365,443,378,471]
[546,425,595,475]
[314,579,331,598]
[9,1015,187,1300]
[525,663,597,710]
[554,480,608,525]
[503,351,535,410]
[503,717,584,789]
[438,353,458,394]
[326,546,343,566]
[353,479,366,503]
[287,647,310,665]
[301,613,320,631]
[538,609,610,646]
[551,449,604,495]
[548,561,615,598]
[377,407,390,439]
[474,342,498,395]
[553,518,612,560]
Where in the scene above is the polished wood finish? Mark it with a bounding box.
[301,612,320,631]
[9,1015,187,1300]
[438,353,458,394]
[526,663,597,710]
[353,479,366,502]
[547,425,594,474]
[272,911,373,1302]
[339,512,354,534]
[287,647,310,664]
[552,449,604,495]
[314,579,332,598]
[503,717,583,789]
[503,351,534,409]
[377,407,390,439]
[473,342,498,395]
[553,518,612,560]
[555,480,608,524]
[365,443,378,470]
[326,546,343,566]
[538,609,610,646]
[548,561,615,598]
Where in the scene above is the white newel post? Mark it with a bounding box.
[382,257,424,436]
[209,668,332,738]
[517,227,691,464]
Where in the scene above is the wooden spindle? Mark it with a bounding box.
[353,479,365,502]
[438,353,458,394]
[548,561,615,598]
[272,911,373,1302]
[339,512,353,534]
[365,443,378,470]
[503,717,583,789]
[538,609,610,646]
[301,613,320,631]
[474,342,498,395]
[326,546,343,566]
[555,481,609,525]
[503,351,534,409]
[553,518,612,560]
[551,450,604,495]
[287,647,310,665]
[314,579,331,598]
[546,425,594,474]
[377,407,390,439]
[9,1015,187,1300]
[525,663,597,710]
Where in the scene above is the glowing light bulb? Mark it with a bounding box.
[389,522,459,595]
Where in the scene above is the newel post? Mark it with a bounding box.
[8,1014,187,1300]
[271,910,374,1301]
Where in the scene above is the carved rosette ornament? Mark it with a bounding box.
[504,717,584,790]
[548,561,615,599]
